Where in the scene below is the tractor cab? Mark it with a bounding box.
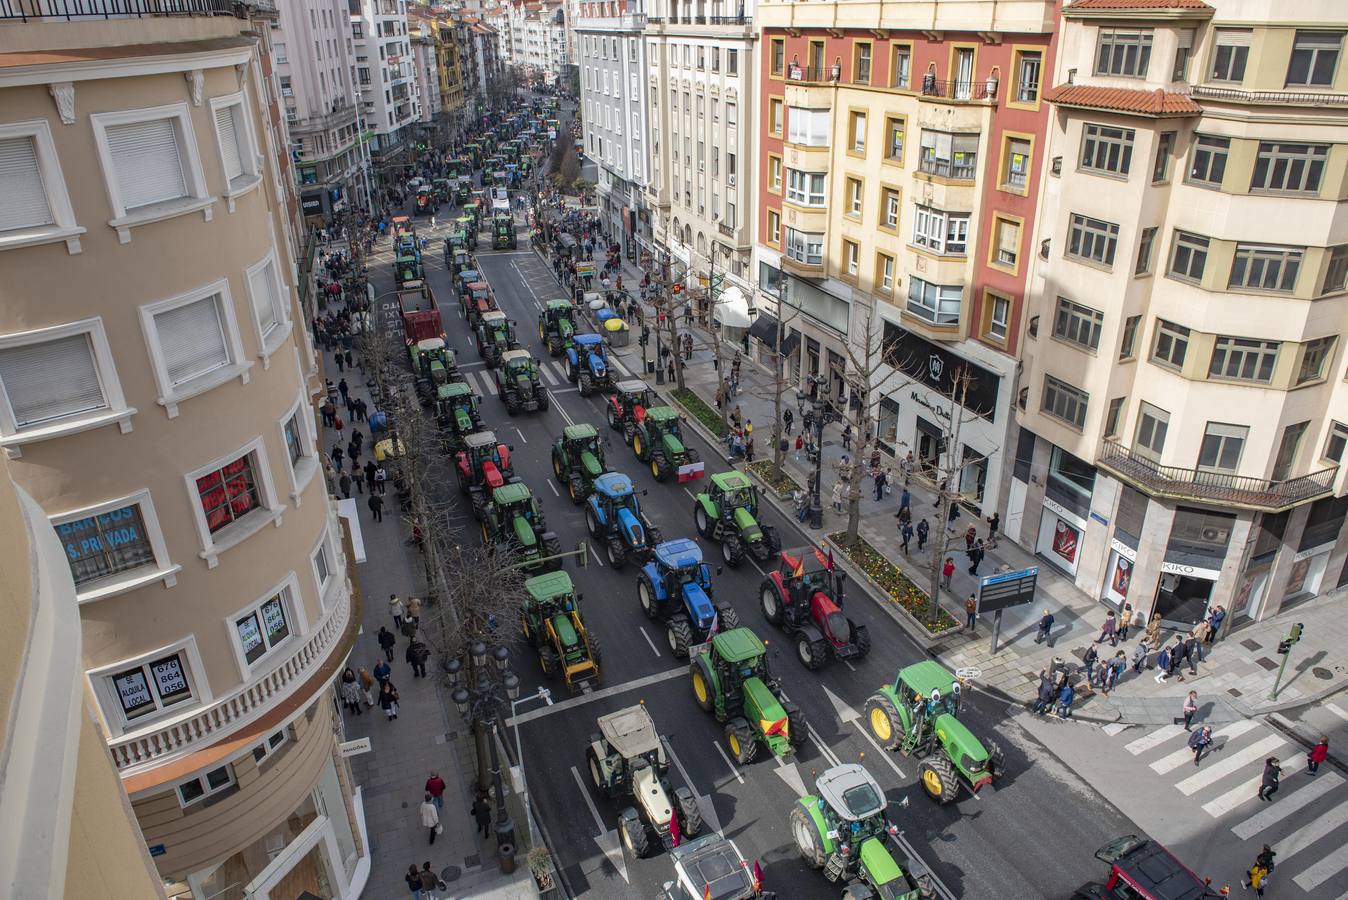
[394,253,423,286]
[560,423,604,471]
[777,547,842,607]
[460,430,510,489]
[591,472,642,520]
[433,178,453,203]
[410,337,452,385]
[455,178,473,205]
[466,281,494,309]
[645,406,683,439]
[500,348,535,380]
[491,481,541,524]
[415,184,434,214]
[896,663,964,723]
[435,381,478,426]
[654,538,713,596]
[709,472,758,520]
[456,268,480,298]
[492,214,516,249]
[710,629,769,686]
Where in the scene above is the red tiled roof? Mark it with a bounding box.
[1046,84,1202,116]
[1067,0,1212,8]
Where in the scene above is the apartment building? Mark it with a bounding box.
[274,0,366,220]
[644,0,756,306]
[576,0,653,258]
[437,17,468,119]
[754,0,1057,512]
[1011,0,1348,631]
[409,10,444,125]
[0,3,366,898]
[350,0,420,181]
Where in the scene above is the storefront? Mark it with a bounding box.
[1104,538,1136,609]
[1037,496,1087,577]
[1154,564,1220,629]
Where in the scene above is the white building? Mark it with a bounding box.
[411,18,442,123]
[350,0,421,180]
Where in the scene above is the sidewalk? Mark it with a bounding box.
[548,240,1348,726]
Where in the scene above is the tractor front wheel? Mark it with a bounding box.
[666,615,694,658]
[622,422,635,446]
[694,504,713,538]
[568,473,585,504]
[864,694,904,751]
[536,390,549,412]
[646,525,664,547]
[585,506,601,538]
[725,719,758,765]
[797,636,828,670]
[718,605,741,631]
[676,790,704,837]
[606,537,626,570]
[985,739,1007,779]
[690,665,714,712]
[919,756,960,805]
[579,372,593,396]
[541,535,563,569]
[651,453,671,482]
[620,815,649,858]
[548,336,561,357]
[538,645,559,678]
[587,747,605,791]
[853,623,873,659]
[789,805,828,869]
[784,702,808,748]
[721,534,745,568]
[760,581,785,625]
[606,405,619,430]
[551,451,564,482]
[638,576,658,618]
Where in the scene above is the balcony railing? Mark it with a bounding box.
[1,0,252,19]
[917,156,977,181]
[109,585,352,773]
[920,76,997,102]
[1190,84,1348,107]
[1098,440,1337,511]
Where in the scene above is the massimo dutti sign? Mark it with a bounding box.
[882,322,1001,421]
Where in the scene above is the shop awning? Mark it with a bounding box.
[748,313,780,348]
[712,285,751,329]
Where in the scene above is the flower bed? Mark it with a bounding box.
[745,459,801,500]
[671,387,728,438]
[828,532,959,635]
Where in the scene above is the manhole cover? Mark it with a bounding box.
[1255,657,1279,671]
[441,865,462,882]
[1313,667,1333,680]
[1241,638,1263,652]
[464,854,480,869]
[1228,688,1243,697]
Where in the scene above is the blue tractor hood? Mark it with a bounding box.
[587,350,607,377]
[683,582,716,631]
[616,506,644,546]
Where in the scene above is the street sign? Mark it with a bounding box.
[339,737,372,758]
[976,566,1038,614]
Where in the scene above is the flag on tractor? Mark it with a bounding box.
[669,804,681,847]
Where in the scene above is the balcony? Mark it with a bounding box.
[1098,440,1336,512]
[919,76,998,103]
[1,0,253,19]
[1190,84,1348,108]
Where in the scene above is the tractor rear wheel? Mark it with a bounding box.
[579,373,593,396]
[919,756,960,805]
[725,719,758,765]
[606,537,626,570]
[606,405,619,430]
[789,804,827,869]
[797,636,828,670]
[676,790,704,837]
[667,615,694,658]
[632,433,646,460]
[985,739,1007,779]
[637,576,658,619]
[568,473,585,504]
[784,702,808,749]
[551,451,564,481]
[620,815,649,858]
[760,582,785,625]
[587,634,602,667]
[538,646,559,678]
[587,747,605,791]
[864,695,904,751]
[548,336,561,356]
[536,390,549,411]
[505,395,519,415]
[718,606,741,631]
[694,504,714,538]
[542,534,563,569]
[651,453,670,482]
[646,525,663,546]
[622,422,635,446]
[762,524,782,556]
[690,665,714,712]
[721,534,745,567]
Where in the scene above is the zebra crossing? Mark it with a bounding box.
[453,358,574,397]
[1122,718,1348,895]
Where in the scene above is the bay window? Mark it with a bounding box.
[906,277,962,326]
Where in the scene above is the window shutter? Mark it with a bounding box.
[106,118,187,211]
[0,334,107,427]
[1216,28,1252,48]
[998,220,1020,256]
[0,136,55,233]
[215,105,244,182]
[155,297,230,386]
[248,260,282,337]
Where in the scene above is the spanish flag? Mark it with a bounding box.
[703,883,712,900]
[791,556,805,578]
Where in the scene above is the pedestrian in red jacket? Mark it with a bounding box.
[1308,736,1330,775]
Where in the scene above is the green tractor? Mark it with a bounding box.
[537,298,576,357]
[479,482,563,571]
[790,764,935,899]
[476,310,519,368]
[492,213,517,249]
[434,381,482,451]
[496,349,548,414]
[863,660,1006,804]
[632,406,704,483]
[393,251,424,286]
[521,571,600,691]
[587,704,705,858]
[689,627,806,764]
[693,471,782,567]
[551,423,609,503]
[409,337,456,393]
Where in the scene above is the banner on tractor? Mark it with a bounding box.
[677,461,706,482]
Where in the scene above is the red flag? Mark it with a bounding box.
[826,548,835,571]
[703,883,712,900]
[753,860,764,890]
[669,804,681,847]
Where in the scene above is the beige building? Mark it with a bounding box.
[1010,0,1348,632]
[0,3,366,897]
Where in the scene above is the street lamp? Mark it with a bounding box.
[447,640,521,849]
[796,373,833,530]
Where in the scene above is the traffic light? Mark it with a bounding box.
[1276,623,1305,655]
[1277,638,1292,655]
[639,325,650,346]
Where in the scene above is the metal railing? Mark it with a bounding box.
[1,0,249,18]
[918,156,977,181]
[920,76,998,101]
[1099,440,1336,510]
[1190,84,1348,107]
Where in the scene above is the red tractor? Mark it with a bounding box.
[606,378,655,445]
[758,547,871,670]
[454,430,516,517]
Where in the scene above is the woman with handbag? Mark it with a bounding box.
[379,679,400,720]
[420,793,442,845]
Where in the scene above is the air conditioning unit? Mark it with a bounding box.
[1200,525,1230,543]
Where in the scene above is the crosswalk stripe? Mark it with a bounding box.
[1125,723,1185,755]
[1202,755,1305,817]
[1174,735,1286,796]
[1232,772,1343,840]
[1149,720,1259,774]
[1294,839,1348,892]
[1274,801,1348,863]
[1326,702,1348,723]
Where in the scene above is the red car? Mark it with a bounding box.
[1073,835,1225,900]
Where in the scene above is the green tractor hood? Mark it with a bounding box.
[511,515,539,548]
[732,506,762,540]
[932,712,989,777]
[579,450,604,477]
[558,318,574,340]
[550,612,578,650]
[859,838,919,900]
[453,407,474,433]
[742,677,792,757]
[660,432,685,459]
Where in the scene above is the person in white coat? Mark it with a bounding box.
[420,792,441,845]
[389,594,406,632]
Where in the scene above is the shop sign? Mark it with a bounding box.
[1109,538,1138,562]
[1090,511,1109,526]
[1293,542,1334,562]
[1159,560,1221,580]
[882,321,1001,421]
[300,191,325,215]
[909,390,951,423]
[339,737,373,757]
[148,844,166,858]
[1043,496,1087,530]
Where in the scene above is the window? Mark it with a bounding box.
[843,239,859,276]
[786,169,826,206]
[771,38,784,76]
[881,188,901,229]
[1296,336,1335,385]
[884,117,905,162]
[919,130,978,180]
[1272,421,1310,480]
[234,589,293,667]
[1151,319,1191,369]
[145,288,240,404]
[1197,425,1245,474]
[912,206,970,256]
[1042,375,1089,429]
[1229,244,1302,293]
[1323,245,1348,295]
[848,110,866,153]
[728,50,738,74]
[0,120,82,252]
[993,217,1021,269]
[854,43,872,84]
[1096,29,1153,77]
[178,765,235,807]
[1251,143,1327,195]
[846,178,863,217]
[1104,397,1125,438]
[877,253,895,293]
[0,323,117,436]
[1323,421,1348,463]
[1152,131,1175,183]
[210,94,259,194]
[246,253,288,355]
[1211,29,1250,82]
[1286,31,1343,87]
[1168,231,1209,283]
[726,102,737,127]
[785,228,824,265]
[1015,50,1042,103]
[1133,227,1158,276]
[1187,135,1229,188]
[769,99,783,136]
[252,729,289,766]
[106,648,197,723]
[91,104,209,231]
[766,210,781,245]
[786,107,829,146]
[1053,297,1105,351]
[1080,124,1134,176]
[768,155,782,193]
[986,293,1011,342]
[313,536,332,595]
[52,497,167,590]
[282,408,309,471]
[906,278,962,326]
[1209,336,1279,383]
[891,44,911,88]
[1173,29,1194,81]
[1119,315,1141,360]
[1002,137,1031,191]
[1066,213,1120,267]
[196,452,263,536]
[1134,402,1169,459]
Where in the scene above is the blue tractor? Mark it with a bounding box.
[564,333,614,397]
[637,539,738,659]
[584,472,664,569]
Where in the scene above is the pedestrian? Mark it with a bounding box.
[379,679,400,720]
[365,459,378,493]
[1181,690,1198,730]
[967,539,985,576]
[344,349,355,371]
[783,407,794,435]
[1057,681,1076,718]
[1191,618,1211,654]
[941,557,955,591]
[334,413,344,440]
[378,626,397,663]
[368,492,384,522]
[1145,612,1163,649]
[471,792,492,837]
[985,511,1000,547]
[331,443,345,471]
[1035,608,1055,644]
[425,771,447,809]
[340,668,363,715]
[407,637,429,677]
[916,518,929,552]
[1096,610,1118,647]
[1183,632,1202,676]
[1242,860,1269,896]
[873,467,887,501]
[1206,605,1226,644]
[375,465,387,494]
[338,377,349,403]
[964,595,977,632]
[1168,637,1186,679]
[831,480,844,513]
[964,524,978,551]
[1189,724,1213,766]
[374,656,391,685]
[390,593,406,632]
[420,793,441,845]
[407,595,423,626]
[1118,603,1133,641]
[406,864,424,899]
[1257,756,1282,801]
[1082,644,1099,686]
[842,424,851,452]
[1102,651,1126,693]
[1033,670,1055,715]
[899,488,911,515]
[1154,644,1172,683]
[419,863,442,900]
[359,667,377,706]
[334,350,345,372]
[1308,736,1329,774]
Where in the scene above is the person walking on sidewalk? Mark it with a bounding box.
[873,467,888,501]
[1183,632,1202,677]
[842,424,852,452]
[1101,651,1126,693]
[368,492,384,522]
[1057,681,1076,719]
[406,595,423,627]
[419,862,442,900]
[900,519,914,554]
[425,772,446,809]
[1308,736,1330,774]
[1132,638,1152,674]
[420,793,441,845]
[967,539,985,576]
[985,512,1000,549]
[831,480,845,513]
[406,863,424,899]
[1033,670,1055,715]
[374,657,391,686]
[1035,608,1055,644]
[338,471,352,499]
[1189,725,1213,766]
[340,668,363,716]
[1155,644,1173,683]
[1181,690,1198,730]
[899,488,912,517]
[783,407,793,435]
[1118,603,1133,642]
[407,637,429,677]
[964,595,977,632]
[379,679,400,720]
[941,557,955,591]
[1082,645,1100,687]
[389,593,406,632]
[378,626,397,663]
[471,791,492,838]
[916,518,929,552]
[1096,610,1118,647]
[359,667,376,707]
[1258,757,1282,801]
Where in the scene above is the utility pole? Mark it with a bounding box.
[1268,622,1304,700]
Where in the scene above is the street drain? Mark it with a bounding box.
[1313,667,1332,680]
[441,865,463,882]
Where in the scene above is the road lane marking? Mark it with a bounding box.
[516,427,528,444]
[1295,839,1348,892]
[661,736,723,835]
[639,626,661,657]
[1174,734,1286,796]
[1124,723,1185,755]
[547,481,560,497]
[1202,754,1305,817]
[774,756,807,796]
[569,766,630,884]
[1150,720,1259,774]
[822,685,906,779]
[507,666,686,726]
[1275,802,1348,864]
[1232,771,1343,840]
[1326,702,1348,723]
[711,740,746,785]
[893,831,958,900]
[552,392,575,427]
[806,723,842,768]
